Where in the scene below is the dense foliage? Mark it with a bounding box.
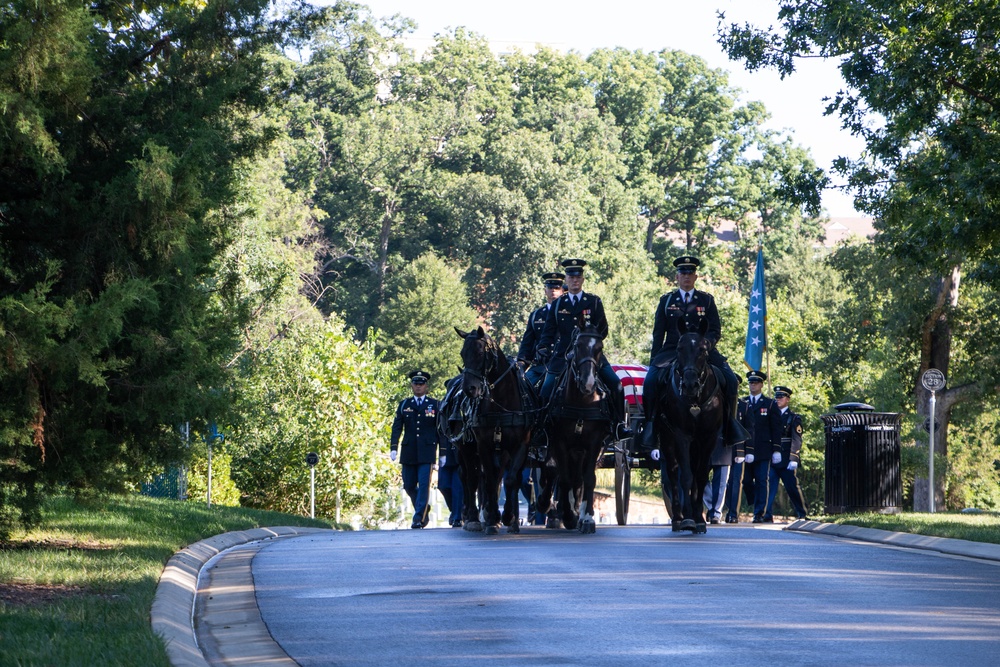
[2,0,998,533]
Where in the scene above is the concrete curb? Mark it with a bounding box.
[786,519,1000,563]
[151,526,329,667]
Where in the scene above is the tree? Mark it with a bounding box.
[0,0,325,536]
[720,0,1000,509]
[229,316,398,524]
[374,252,479,396]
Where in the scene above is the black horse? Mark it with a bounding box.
[437,373,482,530]
[654,317,724,534]
[542,322,611,533]
[456,326,536,535]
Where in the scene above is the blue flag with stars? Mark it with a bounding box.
[743,247,767,371]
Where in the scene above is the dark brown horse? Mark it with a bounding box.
[542,323,610,533]
[456,326,535,534]
[654,317,724,534]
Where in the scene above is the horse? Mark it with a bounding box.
[654,317,725,534]
[437,373,483,530]
[542,321,611,533]
[455,326,536,535]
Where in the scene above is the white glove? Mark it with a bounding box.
[734,456,745,464]
[788,461,798,471]
[650,449,660,461]
[772,452,782,465]
[745,453,755,464]
[439,455,446,467]
[390,450,397,462]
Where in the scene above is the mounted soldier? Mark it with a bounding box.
[535,258,632,442]
[516,271,565,391]
[639,255,749,455]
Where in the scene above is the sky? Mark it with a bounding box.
[350,0,866,218]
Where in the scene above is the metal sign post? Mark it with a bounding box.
[207,440,213,508]
[306,452,319,519]
[921,369,946,513]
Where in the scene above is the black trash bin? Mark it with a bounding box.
[821,402,902,514]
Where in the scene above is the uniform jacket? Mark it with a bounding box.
[649,289,722,366]
[390,396,443,465]
[536,291,608,371]
[738,394,782,459]
[516,303,552,363]
[779,407,804,464]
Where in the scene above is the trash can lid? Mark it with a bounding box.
[834,402,876,412]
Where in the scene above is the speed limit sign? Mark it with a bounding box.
[921,368,946,392]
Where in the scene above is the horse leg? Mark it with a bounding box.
[459,439,483,532]
[577,438,600,534]
[478,446,503,535]
[501,460,522,534]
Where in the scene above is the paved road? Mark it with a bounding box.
[249,525,1000,666]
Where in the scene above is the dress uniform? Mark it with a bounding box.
[764,385,809,521]
[639,255,746,454]
[436,426,464,527]
[517,271,565,390]
[536,258,631,440]
[390,370,445,528]
[726,370,782,523]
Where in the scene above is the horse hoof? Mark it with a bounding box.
[484,525,500,536]
[679,519,696,532]
[694,522,707,534]
[578,520,596,535]
[463,521,483,532]
[671,520,682,533]
[506,523,520,534]
[564,518,578,530]
[546,517,562,530]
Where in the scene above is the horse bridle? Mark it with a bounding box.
[462,338,516,404]
[569,329,602,386]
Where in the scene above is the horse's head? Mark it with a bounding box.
[568,323,603,395]
[455,325,496,399]
[674,317,711,400]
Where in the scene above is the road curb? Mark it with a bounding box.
[786,519,1000,563]
[151,525,329,666]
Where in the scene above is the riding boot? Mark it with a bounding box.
[723,385,750,446]
[637,418,657,454]
[610,383,632,441]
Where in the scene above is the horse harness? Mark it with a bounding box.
[462,339,539,445]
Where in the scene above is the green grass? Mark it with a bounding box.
[820,511,1000,545]
[0,493,331,667]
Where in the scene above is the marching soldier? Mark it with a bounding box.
[764,385,809,521]
[390,370,445,529]
[516,271,565,389]
[726,370,782,523]
[639,255,747,455]
[536,258,631,441]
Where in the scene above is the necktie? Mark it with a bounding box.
[571,295,578,306]
[684,292,690,304]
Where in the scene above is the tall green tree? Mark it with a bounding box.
[374,252,479,396]
[720,0,1000,509]
[0,0,327,536]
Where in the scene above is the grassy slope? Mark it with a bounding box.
[0,493,331,666]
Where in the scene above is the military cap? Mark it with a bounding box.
[407,370,430,383]
[560,258,587,276]
[774,385,793,398]
[673,255,701,273]
[746,370,767,383]
[542,271,566,287]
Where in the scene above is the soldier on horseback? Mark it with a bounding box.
[516,271,565,390]
[535,258,632,442]
[639,255,749,454]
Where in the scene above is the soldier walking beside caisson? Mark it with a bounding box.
[764,385,809,521]
[390,370,445,529]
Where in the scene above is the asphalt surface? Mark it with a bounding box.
[152,520,1000,666]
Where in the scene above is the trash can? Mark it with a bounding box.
[821,402,902,514]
